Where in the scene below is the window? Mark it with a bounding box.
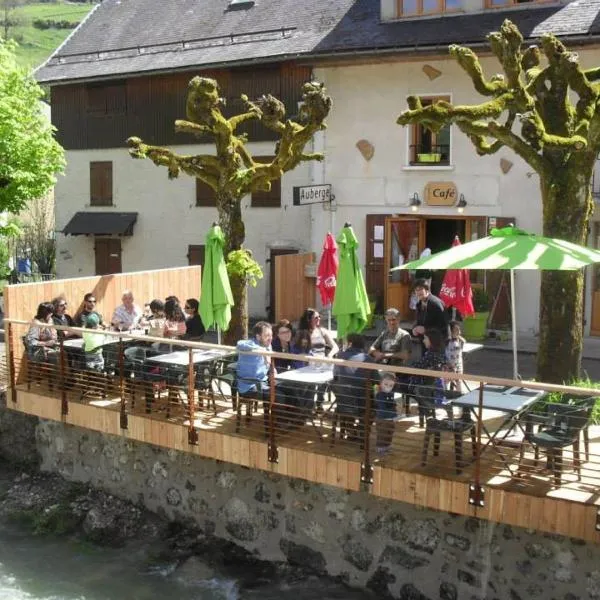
[90,161,113,206]
[196,179,216,207]
[408,96,451,166]
[86,81,127,115]
[397,0,460,16]
[251,157,281,208]
[188,244,205,267]
[486,0,544,7]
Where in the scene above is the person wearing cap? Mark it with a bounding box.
[82,312,109,371]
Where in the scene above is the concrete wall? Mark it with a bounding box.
[55,142,314,319]
[32,418,600,599]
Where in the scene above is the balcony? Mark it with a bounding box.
[3,267,600,543]
[408,143,450,166]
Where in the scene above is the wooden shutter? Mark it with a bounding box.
[196,180,216,207]
[90,161,113,206]
[94,238,121,275]
[365,214,391,314]
[251,156,281,208]
[188,244,205,266]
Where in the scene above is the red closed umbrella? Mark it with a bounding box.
[439,236,474,317]
[316,232,338,306]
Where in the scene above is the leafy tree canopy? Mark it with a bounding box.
[0,39,64,216]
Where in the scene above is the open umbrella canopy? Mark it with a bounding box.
[438,236,474,317]
[199,224,234,332]
[391,226,600,272]
[316,232,339,306]
[332,224,371,337]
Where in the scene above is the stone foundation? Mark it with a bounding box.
[23,418,600,599]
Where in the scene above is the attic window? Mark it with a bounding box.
[228,0,255,9]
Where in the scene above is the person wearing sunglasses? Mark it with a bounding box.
[51,296,76,339]
[74,293,104,328]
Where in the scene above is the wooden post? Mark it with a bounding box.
[7,322,17,405]
[268,363,278,463]
[469,381,485,508]
[119,339,127,430]
[188,348,198,445]
[361,374,374,487]
[59,338,68,416]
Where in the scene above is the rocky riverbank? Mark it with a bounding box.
[0,463,372,599]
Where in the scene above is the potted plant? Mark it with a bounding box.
[462,286,490,341]
[417,152,442,163]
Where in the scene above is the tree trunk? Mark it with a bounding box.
[536,160,594,384]
[216,190,248,345]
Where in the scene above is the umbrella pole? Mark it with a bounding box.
[217,326,221,345]
[510,270,519,380]
[328,305,332,331]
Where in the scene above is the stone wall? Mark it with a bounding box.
[0,394,39,467]
[31,419,600,599]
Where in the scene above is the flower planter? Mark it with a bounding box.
[417,153,442,163]
[463,311,489,341]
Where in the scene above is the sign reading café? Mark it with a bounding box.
[424,182,458,206]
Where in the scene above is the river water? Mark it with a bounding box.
[0,518,370,600]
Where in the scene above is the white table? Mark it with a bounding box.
[146,348,233,366]
[62,331,148,350]
[275,365,334,385]
[463,342,483,355]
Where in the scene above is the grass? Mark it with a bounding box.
[6,1,97,69]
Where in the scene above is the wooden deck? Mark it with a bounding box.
[9,380,600,543]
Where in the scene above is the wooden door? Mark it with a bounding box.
[591,222,600,336]
[384,217,425,320]
[269,248,299,321]
[94,238,122,275]
[366,214,391,314]
[187,244,205,267]
[274,252,315,323]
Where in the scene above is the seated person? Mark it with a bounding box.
[139,303,152,324]
[111,290,142,331]
[271,320,299,371]
[183,298,205,340]
[26,302,59,363]
[142,299,167,338]
[52,296,76,339]
[74,293,104,328]
[332,333,373,441]
[368,308,411,366]
[236,321,273,397]
[82,313,110,372]
[163,298,186,339]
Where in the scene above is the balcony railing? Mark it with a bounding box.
[4,319,600,541]
[409,143,450,166]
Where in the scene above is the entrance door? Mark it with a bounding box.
[268,248,298,321]
[384,217,425,320]
[94,238,122,275]
[273,251,315,322]
[591,222,600,336]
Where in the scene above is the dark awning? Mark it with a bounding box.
[62,212,138,236]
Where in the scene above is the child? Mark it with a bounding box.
[375,372,397,455]
[83,313,109,372]
[446,320,465,392]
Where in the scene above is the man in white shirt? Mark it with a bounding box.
[111,290,142,330]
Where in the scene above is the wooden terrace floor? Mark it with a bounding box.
[9,379,600,543]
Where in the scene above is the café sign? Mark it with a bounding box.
[424,181,457,206]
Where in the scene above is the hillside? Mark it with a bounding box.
[5,1,97,69]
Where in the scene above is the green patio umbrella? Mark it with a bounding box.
[391,225,600,378]
[199,223,234,343]
[332,223,371,337]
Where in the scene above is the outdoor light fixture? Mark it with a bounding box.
[409,192,421,212]
[457,194,467,214]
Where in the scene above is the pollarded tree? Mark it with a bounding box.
[128,77,331,342]
[398,19,598,384]
[0,39,64,219]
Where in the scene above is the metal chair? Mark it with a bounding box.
[520,397,597,487]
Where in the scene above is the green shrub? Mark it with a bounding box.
[472,287,490,312]
[544,377,600,424]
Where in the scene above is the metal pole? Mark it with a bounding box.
[268,363,278,463]
[468,381,485,509]
[118,339,127,429]
[361,374,374,488]
[188,347,198,445]
[59,338,68,416]
[510,270,519,380]
[7,322,17,405]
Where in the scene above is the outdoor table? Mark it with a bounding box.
[460,342,483,391]
[275,364,335,386]
[452,384,546,472]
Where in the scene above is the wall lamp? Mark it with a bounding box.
[457,194,467,214]
[409,192,421,212]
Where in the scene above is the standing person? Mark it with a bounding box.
[25,302,59,364]
[375,372,397,455]
[411,279,449,348]
[74,293,104,328]
[446,320,466,392]
[368,308,412,366]
[52,296,76,339]
[82,313,109,372]
[111,290,142,331]
[183,298,205,340]
[298,308,339,411]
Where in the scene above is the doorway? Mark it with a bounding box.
[425,219,466,295]
[94,238,122,275]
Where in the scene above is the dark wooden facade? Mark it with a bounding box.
[51,64,312,150]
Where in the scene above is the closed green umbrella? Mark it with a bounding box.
[199,224,234,342]
[392,225,600,378]
[332,223,371,337]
